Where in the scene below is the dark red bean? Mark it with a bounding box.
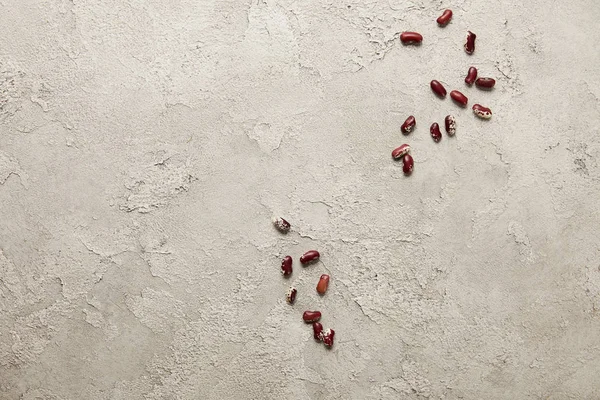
[472,104,492,119]
[303,311,322,323]
[286,287,297,304]
[475,77,496,89]
[450,90,468,107]
[313,322,324,341]
[300,250,320,265]
[392,144,411,160]
[445,115,456,136]
[401,116,416,134]
[436,9,453,26]
[322,329,335,348]
[430,80,447,98]
[281,256,293,276]
[430,123,442,142]
[402,154,414,175]
[400,32,423,44]
[464,31,476,54]
[465,67,478,85]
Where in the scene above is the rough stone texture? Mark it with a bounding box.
[1,0,600,399]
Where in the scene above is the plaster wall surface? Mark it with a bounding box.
[1,0,599,399]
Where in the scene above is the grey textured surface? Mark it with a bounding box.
[1,0,600,399]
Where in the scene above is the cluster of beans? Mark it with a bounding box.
[394,10,495,174]
[268,11,498,349]
[272,217,335,348]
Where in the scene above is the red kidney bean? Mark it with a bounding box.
[281,256,293,276]
[465,67,477,85]
[475,77,496,89]
[400,32,423,44]
[472,104,492,119]
[436,9,453,26]
[316,274,330,295]
[430,123,442,142]
[464,31,476,54]
[300,250,320,265]
[312,322,324,341]
[430,80,447,98]
[322,329,335,348]
[392,144,411,160]
[450,90,468,107]
[303,311,322,323]
[401,116,416,134]
[286,287,297,304]
[272,216,290,233]
[402,154,414,175]
[445,115,456,136]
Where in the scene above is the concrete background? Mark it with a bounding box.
[1,0,599,399]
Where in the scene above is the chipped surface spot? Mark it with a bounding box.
[119,154,197,213]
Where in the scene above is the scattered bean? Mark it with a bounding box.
[300,250,320,265]
[316,274,330,295]
[472,104,492,119]
[445,115,456,136]
[465,67,478,85]
[303,310,322,323]
[475,77,496,89]
[322,329,335,348]
[430,80,447,98]
[392,144,411,160]
[464,31,476,54]
[450,90,468,107]
[313,322,324,341]
[401,116,416,134]
[286,287,297,304]
[400,32,423,44]
[403,154,414,175]
[436,9,453,26]
[281,256,293,276]
[430,122,442,142]
[272,216,290,233]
